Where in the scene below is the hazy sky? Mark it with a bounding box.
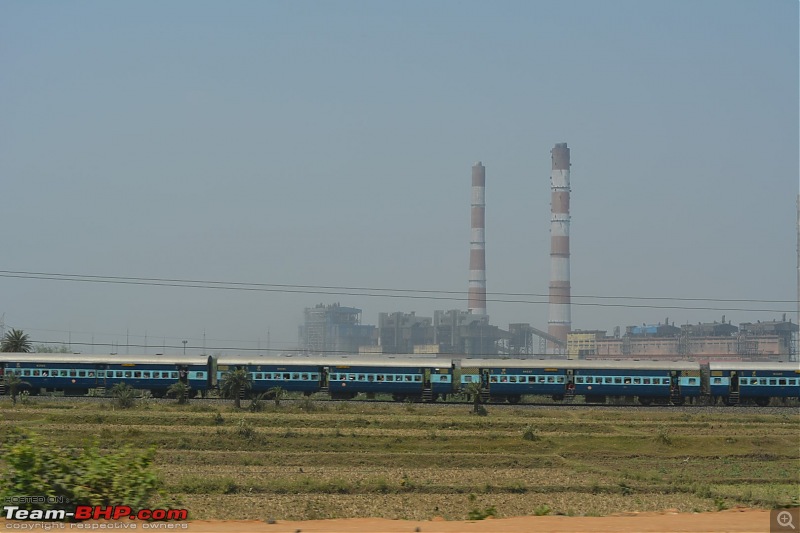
[2,0,798,354]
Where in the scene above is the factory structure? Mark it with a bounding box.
[298,144,797,362]
[567,317,797,363]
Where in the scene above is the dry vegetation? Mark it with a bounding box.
[1,396,798,521]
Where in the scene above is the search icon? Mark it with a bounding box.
[778,510,796,530]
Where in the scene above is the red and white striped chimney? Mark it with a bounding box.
[468,162,487,315]
[548,143,571,351]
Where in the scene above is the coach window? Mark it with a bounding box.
[171,372,178,379]
[490,376,498,383]
[779,379,786,386]
[301,373,308,380]
[134,372,141,378]
[78,371,86,377]
[96,371,104,378]
[33,370,40,376]
[69,370,76,377]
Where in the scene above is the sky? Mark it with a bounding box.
[1,0,798,354]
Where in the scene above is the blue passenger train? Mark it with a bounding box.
[0,353,796,406]
[708,362,800,406]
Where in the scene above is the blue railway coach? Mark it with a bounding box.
[216,355,324,396]
[458,358,702,405]
[708,362,800,406]
[571,360,702,405]
[324,356,455,401]
[0,353,215,396]
[459,359,567,404]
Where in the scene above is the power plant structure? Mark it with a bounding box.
[548,143,571,353]
[294,144,796,362]
[468,161,487,316]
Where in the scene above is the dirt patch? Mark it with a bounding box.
[17,508,770,533]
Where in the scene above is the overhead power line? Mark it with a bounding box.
[0,269,794,313]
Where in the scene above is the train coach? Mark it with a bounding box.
[0,353,216,397]
[708,361,800,406]
[215,355,456,401]
[216,355,324,397]
[457,358,703,405]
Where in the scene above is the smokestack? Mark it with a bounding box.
[468,161,487,315]
[548,143,571,352]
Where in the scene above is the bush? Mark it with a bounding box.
[110,383,136,409]
[522,425,540,441]
[467,505,497,520]
[0,429,158,511]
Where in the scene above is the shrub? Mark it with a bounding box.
[0,429,158,511]
[522,425,540,441]
[468,505,496,520]
[533,504,551,516]
[110,383,136,409]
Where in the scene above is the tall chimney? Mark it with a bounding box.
[468,162,487,315]
[548,143,571,352]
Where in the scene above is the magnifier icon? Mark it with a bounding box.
[778,510,796,530]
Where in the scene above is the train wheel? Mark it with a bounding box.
[671,397,684,406]
[754,397,770,407]
[638,397,652,406]
[507,395,521,404]
[392,394,406,402]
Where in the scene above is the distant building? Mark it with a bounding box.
[299,303,376,355]
[361,309,506,356]
[568,318,798,362]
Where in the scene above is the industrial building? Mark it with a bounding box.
[299,303,376,355]
[566,317,798,362]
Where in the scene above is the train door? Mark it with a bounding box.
[481,369,490,390]
[730,371,739,393]
[566,369,574,391]
[670,371,680,394]
[423,368,431,389]
[320,367,329,389]
[178,365,189,384]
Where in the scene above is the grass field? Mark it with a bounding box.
[1,396,798,521]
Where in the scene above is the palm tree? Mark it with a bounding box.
[465,381,485,415]
[110,382,136,409]
[3,372,31,406]
[267,386,285,407]
[219,369,252,409]
[167,381,192,404]
[1,329,32,353]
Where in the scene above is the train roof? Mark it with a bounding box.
[708,361,800,372]
[0,353,212,366]
[458,358,702,371]
[216,354,455,369]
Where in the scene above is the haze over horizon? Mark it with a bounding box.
[2,1,797,354]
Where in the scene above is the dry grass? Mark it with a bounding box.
[1,399,798,519]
